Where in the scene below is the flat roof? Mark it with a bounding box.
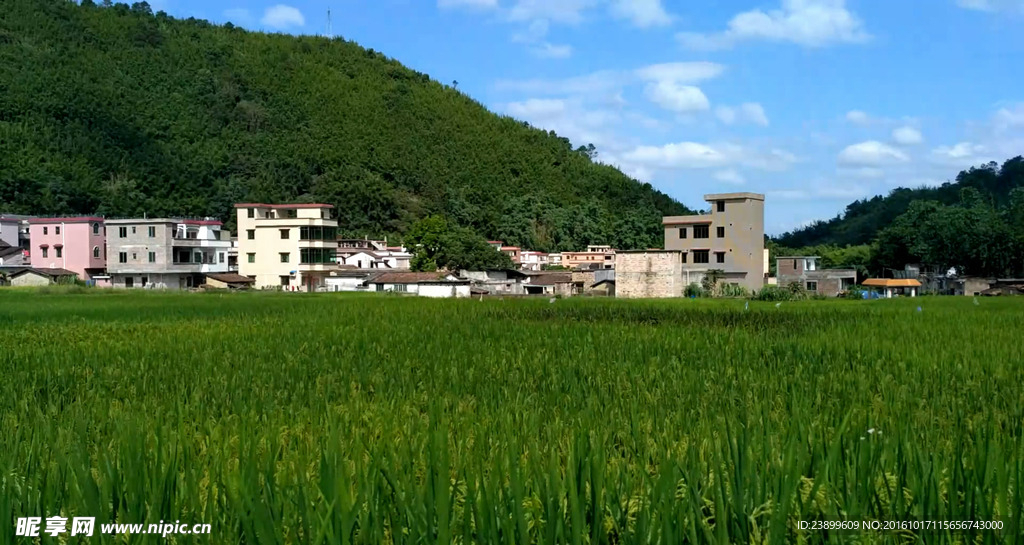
[234,203,335,209]
[616,249,681,254]
[777,256,821,259]
[662,215,713,225]
[704,192,765,201]
[104,218,221,226]
[27,216,105,224]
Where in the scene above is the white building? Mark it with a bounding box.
[363,272,470,298]
[519,251,549,271]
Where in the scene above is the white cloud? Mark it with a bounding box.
[508,0,596,24]
[531,43,573,58]
[994,103,1024,131]
[845,110,871,125]
[261,5,305,30]
[504,98,621,150]
[769,185,869,201]
[891,126,924,145]
[677,0,870,50]
[438,0,498,9]
[644,81,709,113]
[930,142,994,167]
[838,141,910,166]
[716,103,770,126]
[496,61,725,95]
[223,8,253,25]
[616,141,796,172]
[955,0,1024,12]
[714,169,746,185]
[609,0,673,27]
[512,19,574,58]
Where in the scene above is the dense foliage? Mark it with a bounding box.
[0,0,690,252]
[2,290,1022,543]
[773,158,1024,278]
[403,215,514,272]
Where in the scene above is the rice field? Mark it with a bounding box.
[1,289,1022,544]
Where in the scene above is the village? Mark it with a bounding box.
[1,192,1019,298]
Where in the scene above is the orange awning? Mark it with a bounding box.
[862,278,921,288]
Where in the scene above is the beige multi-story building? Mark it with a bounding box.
[563,245,615,270]
[662,192,765,292]
[235,203,338,291]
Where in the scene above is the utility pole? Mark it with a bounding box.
[326,6,332,39]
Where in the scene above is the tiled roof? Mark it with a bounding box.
[27,216,105,224]
[205,273,255,284]
[367,272,460,284]
[528,273,572,286]
[1,267,77,278]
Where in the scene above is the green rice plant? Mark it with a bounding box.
[0,289,1021,544]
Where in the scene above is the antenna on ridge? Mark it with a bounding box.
[326,6,332,39]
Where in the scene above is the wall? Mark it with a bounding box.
[10,272,52,287]
[29,219,106,280]
[776,259,856,296]
[325,276,371,291]
[419,283,470,298]
[615,251,684,299]
[106,221,174,274]
[0,220,19,247]
[110,272,193,289]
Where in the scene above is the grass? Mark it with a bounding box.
[1,289,1021,544]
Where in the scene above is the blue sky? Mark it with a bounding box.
[152,0,1024,235]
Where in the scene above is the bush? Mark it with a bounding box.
[719,283,749,298]
[684,283,705,298]
[754,285,798,301]
[844,286,866,300]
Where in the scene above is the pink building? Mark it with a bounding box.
[28,217,107,281]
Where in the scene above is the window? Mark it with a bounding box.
[55,226,61,235]
[280,252,290,263]
[807,281,818,292]
[394,284,408,292]
[280,275,290,287]
[694,225,710,239]
[194,252,202,264]
[219,253,225,264]
[300,248,337,264]
[132,253,137,260]
[92,223,100,235]
[41,247,48,258]
[793,259,798,270]
[43,227,48,235]
[287,209,297,219]
[375,283,384,292]
[131,227,136,234]
[681,252,687,264]
[247,253,255,263]
[299,226,338,241]
[693,250,710,264]
[141,277,148,287]
[678,227,686,239]
[119,227,127,238]
[55,247,63,258]
[125,277,134,288]
[248,208,255,218]
[148,226,156,237]
[715,252,725,264]
[716,226,725,238]
[717,200,725,212]
[148,252,156,263]
[247,230,255,240]
[280,229,290,240]
[119,252,127,263]
[93,246,100,258]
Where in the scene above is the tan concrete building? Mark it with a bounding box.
[562,245,615,270]
[235,203,339,291]
[776,256,856,296]
[663,193,765,292]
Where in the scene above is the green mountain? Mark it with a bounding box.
[0,0,691,252]
[776,157,1024,248]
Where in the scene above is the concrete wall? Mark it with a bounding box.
[29,219,106,280]
[106,221,175,274]
[0,220,19,247]
[110,272,196,289]
[615,251,685,299]
[776,258,855,296]
[10,272,53,287]
[419,283,470,298]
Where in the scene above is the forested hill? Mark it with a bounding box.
[776,157,1024,248]
[0,0,691,252]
